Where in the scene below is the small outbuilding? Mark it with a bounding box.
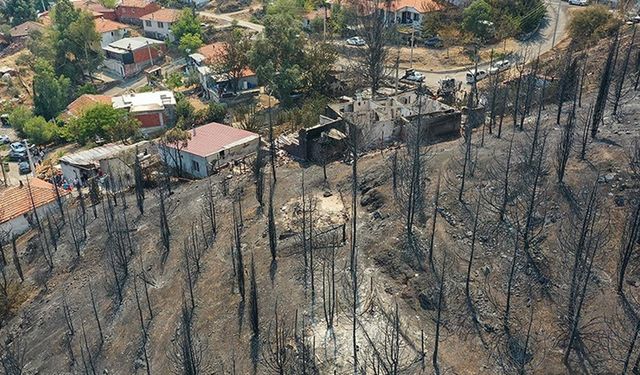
[160,122,260,178]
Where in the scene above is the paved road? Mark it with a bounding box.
[103,57,187,96]
[416,0,571,88]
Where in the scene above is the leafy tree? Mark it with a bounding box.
[568,5,621,46]
[51,2,103,83]
[196,102,227,125]
[33,59,71,120]
[462,0,494,37]
[175,95,196,128]
[65,104,138,144]
[171,9,202,42]
[250,12,306,107]
[23,116,60,145]
[302,40,336,96]
[178,32,203,56]
[215,27,252,94]
[267,0,304,17]
[8,105,33,135]
[2,0,36,26]
[165,72,184,89]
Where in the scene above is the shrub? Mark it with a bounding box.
[569,5,621,46]
[23,116,60,145]
[7,105,33,135]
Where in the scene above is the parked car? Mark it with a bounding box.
[10,142,26,153]
[627,15,640,24]
[8,150,26,161]
[568,0,588,5]
[346,36,366,46]
[466,69,488,84]
[424,36,443,48]
[402,69,425,82]
[18,161,31,175]
[489,60,511,75]
[0,135,10,144]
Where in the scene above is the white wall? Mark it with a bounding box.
[0,200,63,238]
[143,20,174,41]
[100,29,127,48]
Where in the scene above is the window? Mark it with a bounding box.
[192,160,200,172]
[220,150,225,159]
[145,20,152,27]
[157,21,164,28]
[110,31,114,36]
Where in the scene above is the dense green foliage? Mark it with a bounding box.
[568,5,621,46]
[65,104,140,145]
[178,33,204,56]
[8,106,33,135]
[2,0,36,26]
[171,9,202,42]
[33,59,71,120]
[23,116,60,145]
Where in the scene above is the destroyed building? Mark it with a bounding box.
[283,90,461,161]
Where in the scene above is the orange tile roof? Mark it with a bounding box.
[140,8,181,22]
[62,94,112,121]
[0,178,70,225]
[95,18,129,33]
[9,21,45,38]
[197,43,255,77]
[385,0,443,12]
[118,0,155,7]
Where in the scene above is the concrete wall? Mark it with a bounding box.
[100,29,127,48]
[143,21,174,41]
[0,200,62,238]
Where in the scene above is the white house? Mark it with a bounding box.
[382,0,443,26]
[160,122,260,178]
[140,8,181,41]
[95,18,130,47]
[0,179,70,237]
[112,91,177,134]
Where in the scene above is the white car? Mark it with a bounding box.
[346,36,366,46]
[10,142,25,153]
[0,135,10,144]
[403,69,425,82]
[569,0,588,5]
[466,69,488,84]
[489,60,511,75]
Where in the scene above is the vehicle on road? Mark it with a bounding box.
[18,161,31,175]
[489,60,511,74]
[10,142,26,153]
[627,15,640,24]
[424,36,443,48]
[0,135,10,144]
[466,69,488,84]
[346,36,365,46]
[9,150,26,161]
[568,0,588,5]
[402,69,425,82]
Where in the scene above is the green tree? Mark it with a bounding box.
[250,12,306,107]
[52,1,103,83]
[568,5,621,46]
[2,0,36,26]
[65,104,136,144]
[23,116,60,145]
[302,40,336,96]
[8,105,33,135]
[196,102,227,125]
[171,9,202,42]
[175,95,196,128]
[178,33,203,56]
[462,0,494,37]
[33,59,71,120]
[215,27,252,94]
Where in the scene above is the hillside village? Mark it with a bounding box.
[0,0,638,373]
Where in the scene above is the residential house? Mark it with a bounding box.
[72,0,118,20]
[95,18,130,47]
[112,91,176,134]
[9,21,45,42]
[381,0,443,25]
[60,94,112,122]
[160,122,260,178]
[302,7,331,30]
[187,42,259,101]
[0,178,70,237]
[140,8,181,41]
[103,37,166,78]
[115,0,162,25]
[59,141,155,190]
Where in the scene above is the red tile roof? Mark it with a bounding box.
[9,21,45,38]
[140,8,181,22]
[118,0,155,8]
[62,94,112,121]
[0,178,70,225]
[197,43,255,77]
[385,0,443,12]
[177,122,259,158]
[94,18,129,33]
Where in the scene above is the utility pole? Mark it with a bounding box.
[410,23,415,69]
[551,0,562,48]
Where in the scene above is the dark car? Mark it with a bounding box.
[18,161,31,175]
[8,150,27,161]
[424,36,443,48]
